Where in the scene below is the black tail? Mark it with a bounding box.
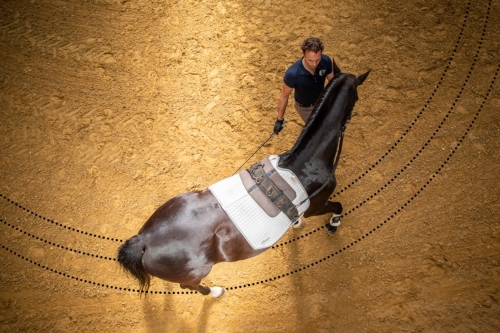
[117,235,150,292]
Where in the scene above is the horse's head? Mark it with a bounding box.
[356,70,370,85]
[341,69,370,129]
[280,66,370,168]
[310,66,370,132]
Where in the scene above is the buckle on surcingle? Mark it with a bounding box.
[249,163,265,184]
[246,161,299,223]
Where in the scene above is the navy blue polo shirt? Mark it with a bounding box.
[283,54,333,106]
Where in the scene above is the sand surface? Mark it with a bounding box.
[1,0,499,332]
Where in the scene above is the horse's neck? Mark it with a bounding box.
[279,73,356,188]
[279,112,342,182]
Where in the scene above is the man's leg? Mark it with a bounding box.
[294,101,315,123]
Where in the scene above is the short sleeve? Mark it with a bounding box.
[283,66,296,88]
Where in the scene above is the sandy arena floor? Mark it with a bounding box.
[0,0,499,332]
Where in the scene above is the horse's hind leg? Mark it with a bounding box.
[180,283,225,298]
[180,283,210,295]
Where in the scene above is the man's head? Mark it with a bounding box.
[301,37,324,72]
[301,37,324,54]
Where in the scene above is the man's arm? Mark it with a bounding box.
[326,56,336,82]
[326,59,335,81]
[277,82,293,120]
[274,82,293,134]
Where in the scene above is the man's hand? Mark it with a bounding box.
[273,119,284,134]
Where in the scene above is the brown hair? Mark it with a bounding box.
[301,37,324,54]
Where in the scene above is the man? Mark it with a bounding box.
[274,37,337,134]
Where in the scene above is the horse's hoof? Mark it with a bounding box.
[326,224,338,235]
[330,214,342,227]
[210,286,225,298]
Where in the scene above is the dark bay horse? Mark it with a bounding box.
[118,66,370,297]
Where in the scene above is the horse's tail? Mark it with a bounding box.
[117,235,151,292]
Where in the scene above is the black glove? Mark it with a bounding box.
[273,119,284,134]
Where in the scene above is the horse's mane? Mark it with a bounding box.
[280,72,353,161]
[302,73,349,130]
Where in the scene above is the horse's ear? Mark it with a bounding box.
[356,69,371,86]
[333,59,341,76]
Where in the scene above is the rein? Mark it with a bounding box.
[232,120,288,176]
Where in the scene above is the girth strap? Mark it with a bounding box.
[247,163,299,222]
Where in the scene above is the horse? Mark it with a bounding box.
[118,65,370,297]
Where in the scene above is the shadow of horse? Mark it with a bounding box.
[118,65,370,297]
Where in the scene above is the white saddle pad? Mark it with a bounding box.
[209,155,310,249]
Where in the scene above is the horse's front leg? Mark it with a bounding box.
[180,283,225,298]
[304,201,342,217]
[304,201,343,234]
